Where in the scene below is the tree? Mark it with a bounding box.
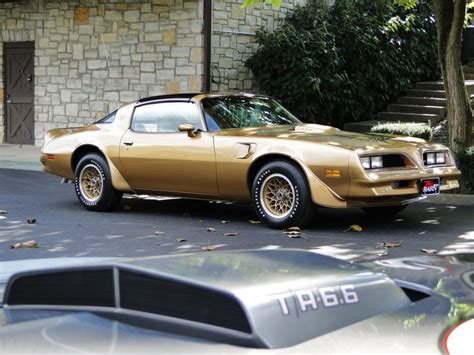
[245,0,472,152]
[429,0,472,152]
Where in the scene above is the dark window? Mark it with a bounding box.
[96,111,117,124]
[119,270,252,333]
[131,102,202,133]
[6,269,115,307]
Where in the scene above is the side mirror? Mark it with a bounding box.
[178,123,197,137]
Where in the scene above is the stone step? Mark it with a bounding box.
[465,73,474,80]
[463,65,474,74]
[388,104,446,115]
[406,89,446,98]
[416,81,444,91]
[377,112,441,125]
[397,96,446,106]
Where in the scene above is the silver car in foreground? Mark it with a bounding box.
[0,249,472,353]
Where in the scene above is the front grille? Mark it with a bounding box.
[382,155,406,168]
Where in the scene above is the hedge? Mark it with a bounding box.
[457,147,474,194]
[246,0,439,128]
[370,122,433,140]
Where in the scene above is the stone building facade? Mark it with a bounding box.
[0,0,305,146]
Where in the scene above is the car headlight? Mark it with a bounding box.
[424,151,447,166]
[359,156,384,170]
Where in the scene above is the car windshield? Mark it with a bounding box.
[201,96,302,131]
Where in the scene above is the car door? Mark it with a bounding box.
[119,101,218,196]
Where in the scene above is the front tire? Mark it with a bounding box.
[252,161,315,229]
[362,204,408,217]
[74,153,122,211]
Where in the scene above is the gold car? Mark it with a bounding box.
[40,93,460,228]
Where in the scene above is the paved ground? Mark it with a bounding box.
[0,144,42,171]
[1,168,473,263]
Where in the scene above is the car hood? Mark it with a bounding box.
[0,250,473,353]
[214,124,444,152]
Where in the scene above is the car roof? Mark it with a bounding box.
[136,92,267,104]
[137,93,202,103]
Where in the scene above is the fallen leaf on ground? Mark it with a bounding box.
[421,248,438,254]
[224,232,239,237]
[344,224,363,232]
[248,220,261,224]
[284,226,301,232]
[201,244,219,251]
[285,231,301,238]
[123,204,132,211]
[156,243,161,246]
[154,231,165,235]
[221,220,231,224]
[207,227,216,232]
[27,218,37,224]
[225,202,233,205]
[10,240,39,249]
[176,238,187,243]
[0,210,7,215]
[377,250,388,256]
[377,242,401,249]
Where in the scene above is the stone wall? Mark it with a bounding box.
[0,0,203,146]
[0,0,307,146]
[211,0,306,92]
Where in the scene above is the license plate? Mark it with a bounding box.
[420,178,440,195]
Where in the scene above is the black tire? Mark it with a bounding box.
[252,161,315,229]
[361,204,408,217]
[74,153,123,212]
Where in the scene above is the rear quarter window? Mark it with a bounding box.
[96,111,117,124]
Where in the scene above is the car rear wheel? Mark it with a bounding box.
[362,205,408,217]
[74,153,122,211]
[252,161,315,229]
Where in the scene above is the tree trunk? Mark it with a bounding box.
[432,0,472,152]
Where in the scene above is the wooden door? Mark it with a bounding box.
[4,42,35,144]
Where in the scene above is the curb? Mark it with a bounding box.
[418,193,474,206]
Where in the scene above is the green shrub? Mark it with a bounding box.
[246,0,439,128]
[370,122,433,140]
[457,147,474,194]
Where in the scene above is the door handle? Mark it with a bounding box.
[123,141,134,146]
[6,94,11,104]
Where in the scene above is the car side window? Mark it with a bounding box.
[131,102,203,133]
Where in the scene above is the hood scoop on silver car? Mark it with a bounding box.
[2,250,416,349]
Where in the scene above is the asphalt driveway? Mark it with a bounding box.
[1,168,473,263]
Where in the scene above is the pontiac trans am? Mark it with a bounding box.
[0,249,472,353]
[40,93,460,228]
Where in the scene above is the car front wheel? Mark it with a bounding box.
[74,153,122,211]
[252,161,315,229]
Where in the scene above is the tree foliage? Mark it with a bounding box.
[246,0,439,128]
